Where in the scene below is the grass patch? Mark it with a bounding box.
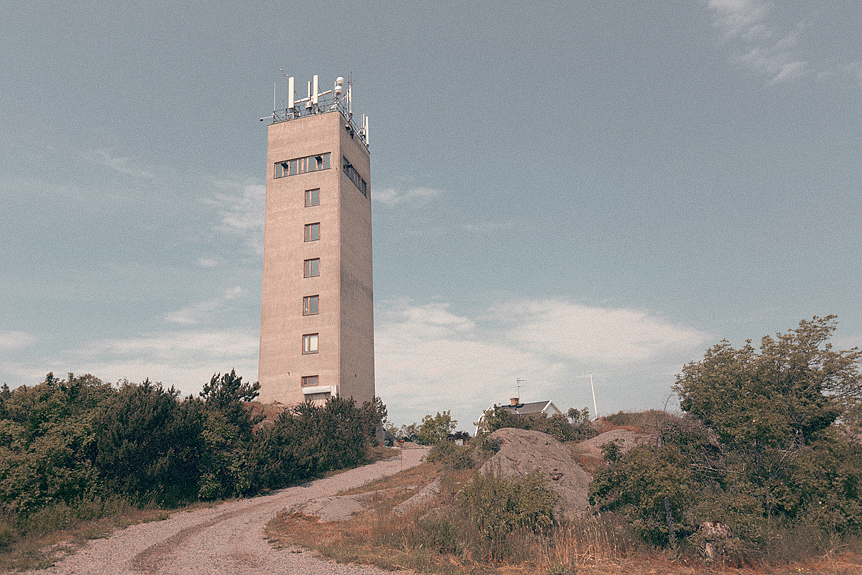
[0,498,180,572]
[265,447,862,575]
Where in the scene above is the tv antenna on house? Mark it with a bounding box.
[516,378,525,401]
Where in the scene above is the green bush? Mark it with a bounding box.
[589,317,862,558]
[478,406,596,443]
[416,411,457,445]
[426,440,473,469]
[458,467,558,556]
[0,518,15,550]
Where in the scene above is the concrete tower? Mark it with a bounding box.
[258,75,373,406]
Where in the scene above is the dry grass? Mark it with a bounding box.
[264,461,862,575]
[0,505,174,572]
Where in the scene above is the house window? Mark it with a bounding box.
[304,258,319,277]
[301,375,318,387]
[274,153,331,178]
[305,189,319,207]
[302,333,319,354]
[303,295,319,315]
[304,223,320,242]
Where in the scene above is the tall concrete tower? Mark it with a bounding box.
[258,74,374,406]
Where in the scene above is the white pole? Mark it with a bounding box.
[590,372,598,420]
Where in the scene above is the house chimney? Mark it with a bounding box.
[510,397,519,406]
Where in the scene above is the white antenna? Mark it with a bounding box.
[589,373,598,420]
[273,82,276,114]
[363,114,369,145]
[516,378,525,400]
[347,83,353,115]
[288,76,295,110]
[312,75,319,106]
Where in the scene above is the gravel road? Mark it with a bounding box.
[21,448,428,575]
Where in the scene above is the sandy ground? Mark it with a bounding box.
[19,448,427,575]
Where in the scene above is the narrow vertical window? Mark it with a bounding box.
[304,258,319,277]
[302,334,319,354]
[303,295,319,315]
[304,222,320,242]
[305,189,319,206]
[301,375,318,387]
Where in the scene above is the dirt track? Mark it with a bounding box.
[22,448,427,575]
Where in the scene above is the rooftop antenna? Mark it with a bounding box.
[516,378,525,401]
[288,76,295,112]
[589,372,598,420]
[281,69,286,114]
[347,71,353,116]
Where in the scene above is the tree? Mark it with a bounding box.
[590,317,862,550]
[417,411,457,445]
[672,317,862,530]
[674,316,857,449]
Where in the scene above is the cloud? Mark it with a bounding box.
[373,186,444,207]
[197,257,220,268]
[208,180,266,253]
[0,331,36,351]
[491,299,708,364]
[708,0,772,42]
[62,328,260,396]
[707,0,808,84]
[85,149,155,179]
[164,287,246,325]
[375,298,711,429]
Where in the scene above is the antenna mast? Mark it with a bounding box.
[589,373,598,420]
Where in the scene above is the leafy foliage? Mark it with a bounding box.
[478,405,596,443]
[0,370,385,541]
[416,411,457,445]
[589,317,862,555]
[458,466,559,558]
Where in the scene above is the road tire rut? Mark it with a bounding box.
[19,449,427,575]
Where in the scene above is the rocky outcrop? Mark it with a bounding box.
[479,428,593,519]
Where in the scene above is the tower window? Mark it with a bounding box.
[274,153,331,178]
[305,188,319,207]
[304,223,320,242]
[304,258,319,277]
[302,334,319,354]
[342,156,369,198]
[301,375,318,387]
[303,295,319,315]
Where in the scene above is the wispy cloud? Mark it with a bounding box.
[85,149,155,179]
[375,298,711,428]
[62,328,260,395]
[707,1,862,87]
[0,331,36,351]
[164,287,246,325]
[707,0,807,84]
[373,186,444,207]
[208,181,266,254]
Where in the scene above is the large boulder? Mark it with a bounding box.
[480,428,592,518]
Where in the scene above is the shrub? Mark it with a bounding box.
[458,467,558,556]
[426,441,473,469]
[479,406,596,442]
[416,411,457,445]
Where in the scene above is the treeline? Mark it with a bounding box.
[589,316,862,560]
[0,370,383,526]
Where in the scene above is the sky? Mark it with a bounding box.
[2,0,861,431]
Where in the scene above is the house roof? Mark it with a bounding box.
[498,400,560,416]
